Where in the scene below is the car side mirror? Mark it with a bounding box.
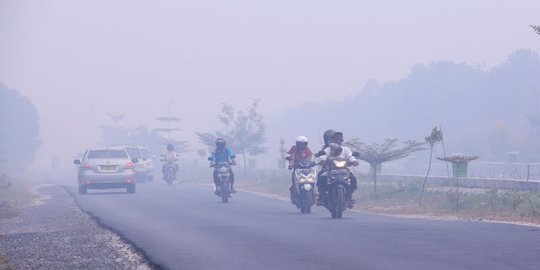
[132,158,139,164]
[207,157,213,161]
[73,160,81,165]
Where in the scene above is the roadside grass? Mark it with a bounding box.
[355,178,540,223]
[0,175,37,219]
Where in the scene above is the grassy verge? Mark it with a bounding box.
[354,179,540,224]
[0,175,38,219]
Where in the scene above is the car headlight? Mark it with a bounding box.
[333,160,347,168]
[219,167,228,173]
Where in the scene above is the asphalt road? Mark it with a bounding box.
[67,181,540,270]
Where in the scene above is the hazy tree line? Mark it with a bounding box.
[98,101,267,168]
[0,83,40,173]
[271,49,540,162]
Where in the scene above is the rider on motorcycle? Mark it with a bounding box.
[315,129,335,158]
[286,136,314,197]
[209,138,237,193]
[317,132,359,208]
[161,143,179,179]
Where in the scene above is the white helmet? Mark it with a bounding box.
[296,136,308,149]
[296,136,308,143]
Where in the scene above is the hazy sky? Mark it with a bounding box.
[1,0,539,168]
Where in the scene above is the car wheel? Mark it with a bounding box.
[127,184,136,194]
[78,185,87,194]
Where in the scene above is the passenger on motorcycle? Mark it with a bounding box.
[161,143,179,179]
[317,132,359,208]
[314,129,335,201]
[286,136,314,197]
[209,138,237,193]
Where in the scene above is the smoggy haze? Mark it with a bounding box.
[0,0,539,169]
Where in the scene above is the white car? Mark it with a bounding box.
[137,145,155,182]
[123,145,154,182]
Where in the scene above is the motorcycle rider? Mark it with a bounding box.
[209,138,237,193]
[315,129,335,158]
[317,132,359,208]
[286,136,314,200]
[161,143,179,179]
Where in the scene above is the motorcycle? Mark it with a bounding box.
[161,159,177,185]
[290,161,317,214]
[209,158,236,203]
[322,157,354,219]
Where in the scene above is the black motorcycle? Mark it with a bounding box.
[209,159,235,203]
[290,161,317,214]
[323,157,353,219]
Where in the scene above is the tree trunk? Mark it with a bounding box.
[419,145,434,206]
[372,163,378,196]
[455,174,459,212]
[242,150,247,173]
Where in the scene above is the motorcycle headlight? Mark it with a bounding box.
[333,160,347,168]
[219,167,228,173]
[298,175,316,183]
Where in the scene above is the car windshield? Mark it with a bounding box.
[125,147,142,158]
[140,148,151,159]
[87,150,128,159]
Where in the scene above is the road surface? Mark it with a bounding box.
[67,182,540,270]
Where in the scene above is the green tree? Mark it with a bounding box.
[346,138,425,195]
[196,100,267,169]
[0,83,40,173]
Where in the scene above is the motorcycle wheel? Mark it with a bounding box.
[221,181,229,203]
[127,184,136,194]
[301,190,313,214]
[166,169,174,185]
[334,187,345,219]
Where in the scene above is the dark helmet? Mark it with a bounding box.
[166,143,174,151]
[215,138,226,149]
[323,129,335,145]
[333,132,344,144]
[295,135,308,150]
